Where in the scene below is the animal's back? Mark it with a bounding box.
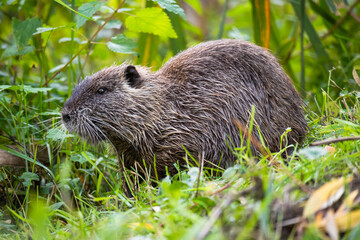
[155,39,306,167]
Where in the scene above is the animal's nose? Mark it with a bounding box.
[62,113,71,123]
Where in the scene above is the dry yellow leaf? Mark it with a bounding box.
[303,176,353,218]
[335,209,360,232]
[353,66,360,87]
[336,190,359,216]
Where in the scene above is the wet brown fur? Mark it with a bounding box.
[62,39,307,179]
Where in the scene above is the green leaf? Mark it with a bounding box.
[46,128,73,141]
[34,27,58,34]
[20,172,39,187]
[1,45,18,58]
[193,196,216,209]
[222,166,238,180]
[103,19,122,29]
[0,85,51,93]
[70,154,88,164]
[49,202,64,211]
[77,1,105,29]
[12,18,42,48]
[183,167,200,187]
[125,7,177,38]
[0,71,10,77]
[23,86,52,93]
[325,0,337,13]
[59,37,82,44]
[1,44,35,59]
[298,146,329,160]
[0,85,15,91]
[33,24,75,35]
[107,34,138,55]
[152,0,186,19]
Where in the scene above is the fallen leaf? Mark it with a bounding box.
[303,177,353,218]
[335,209,360,232]
[325,209,339,240]
[336,190,359,216]
[353,66,360,87]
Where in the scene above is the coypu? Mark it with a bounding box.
[62,39,307,179]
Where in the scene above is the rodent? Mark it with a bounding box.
[62,39,307,179]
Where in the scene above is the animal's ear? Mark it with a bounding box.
[124,65,141,88]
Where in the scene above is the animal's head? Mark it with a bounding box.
[61,64,149,144]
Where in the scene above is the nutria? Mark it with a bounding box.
[61,39,307,179]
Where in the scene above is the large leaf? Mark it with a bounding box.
[106,34,138,56]
[33,23,75,35]
[77,1,105,28]
[152,0,186,19]
[303,176,353,217]
[12,17,42,48]
[125,7,177,38]
[1,45,35,59]
[0,85,51,93]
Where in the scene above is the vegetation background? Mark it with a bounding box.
[1,0,360,239]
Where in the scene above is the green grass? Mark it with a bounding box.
[1,85,360,239]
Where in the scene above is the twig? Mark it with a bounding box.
[210,183,232,196]
[310,136,360,146]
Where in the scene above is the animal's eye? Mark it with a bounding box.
[97,88,106,94]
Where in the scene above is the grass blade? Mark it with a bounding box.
[291,0,333,72]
